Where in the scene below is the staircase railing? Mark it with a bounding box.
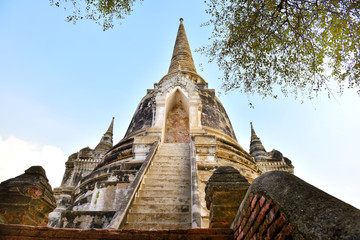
[190,138,202,228]
[106,141,159,229]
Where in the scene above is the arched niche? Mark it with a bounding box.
[163,89,190,143]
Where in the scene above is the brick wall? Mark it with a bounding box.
[0,224,234,240]
[233,193,294,240]
[232,171,360,239]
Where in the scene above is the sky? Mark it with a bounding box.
[0,1,359,209]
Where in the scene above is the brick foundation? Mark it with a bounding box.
[233,193,294,240]
[232,171,360,239]
[0,224,234,240]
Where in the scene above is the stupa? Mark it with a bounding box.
[48,18,293,230]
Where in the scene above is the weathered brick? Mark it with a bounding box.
[211,221,232,228]
[251,200,261,223]
[251,194,260,209]
[240,214,249,229]
[273,223,295,240]
[252,199,273,234]
[244,199,262,240]
[149,231,168,240]
[242,194,253,215]
[266,205,279,224]
[244,226,254,240]
[244,198,262,237]
[237,225,242,237]
[259,196,266,208]
[242,219,251,237]
[238,231,244,240]
[257,205,280,237]
[234,228,239,239]
[239,195,253,230]
[235,213,243,230]
[249,193,254,203]
[0,224,235,240]
[266,214,287,239]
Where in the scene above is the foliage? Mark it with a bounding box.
[50,0,140,31]
[200,0,360,100]
[50,0,360,101]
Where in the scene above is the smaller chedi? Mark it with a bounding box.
[52,118,114,212]
[249,122,294,173]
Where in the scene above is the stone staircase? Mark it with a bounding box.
[124,143,191,230]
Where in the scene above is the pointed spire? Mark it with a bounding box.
[94,117,114,154]
[250,122,260,142]
[106,117,115,135]
[249,122,267,159]
[168,18,197,74]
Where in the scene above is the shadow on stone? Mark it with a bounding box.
[205,166,250,228]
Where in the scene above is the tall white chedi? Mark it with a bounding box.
[49,18,293,230]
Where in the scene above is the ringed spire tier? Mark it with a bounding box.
[161,19,206,84]
[168,18,197,74]
[94,117,114,153]
[249,122,267,158]
[249,122,294,173]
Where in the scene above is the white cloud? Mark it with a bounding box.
[0,136,65,188]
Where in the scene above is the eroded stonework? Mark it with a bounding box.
[0,166,56,226]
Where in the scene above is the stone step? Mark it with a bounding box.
[152,161,189,166]
[126,212,190,223]
[157,147,189,152]
[155,155,189,158]
[157,147,189,155]
[147,168,189,175]
[154,156,190,161]
[149,166,190,172]
[151,161,190,167]
[157,148,190,156]
[144,174,190,181]
[159,143,189,148]
[134,196,190,205]
[138,189,190,198]
[129,204,190,213]
[123,222,191,230]
[161,143,189,146]
[149,166,190,171]
[124,143,191,230]
[145,173,189,180]
[141,183,190,190]
[142,178,190,185]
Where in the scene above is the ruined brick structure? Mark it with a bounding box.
[231,171,360,239]
[0,166,56,226]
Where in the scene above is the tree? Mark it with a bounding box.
[201,0,360,101]
[50,0,140,31]
[51,0,360,101]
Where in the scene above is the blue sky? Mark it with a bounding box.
[0,1,359,209]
